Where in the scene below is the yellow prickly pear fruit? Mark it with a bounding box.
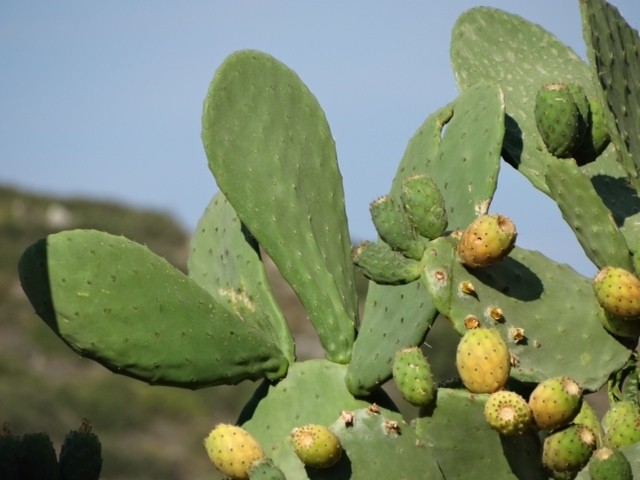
[593,266,640,319]
[455,327,510,394]
[456,214,517,268]
[204,424,265,480]
[290,424,342,469]
[529,376,582,431]
[484,390,533,436]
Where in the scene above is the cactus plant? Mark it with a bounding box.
[15,0,640,477]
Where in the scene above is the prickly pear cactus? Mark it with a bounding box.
[15,0,640,478]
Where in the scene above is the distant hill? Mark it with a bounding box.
[0,184,333,479]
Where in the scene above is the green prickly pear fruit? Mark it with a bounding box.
[599,309,640,338]
[19,432,60,480]
[248,458,287,480]
[574,97,611,165]
[290,424,342,469]
[602,401,640,449]
[392,347,436,407]
[483,390,533,436]
[455,327,510,394]
[542,424,597,474]
[352,241,421,285]
[534,82,588,158]
[593,267,640,319]
[59,420,102,480]
[573,400,604,447]
[204,424,266,480]
[456,214,517,268]
[529,376,582,431]
[369,195,426,261]
[0,424,20,480]
[400,174,448,240]
[588,447,632,480]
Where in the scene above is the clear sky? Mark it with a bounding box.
[1,1,638,277]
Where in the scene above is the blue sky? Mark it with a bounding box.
[1,1,638,276]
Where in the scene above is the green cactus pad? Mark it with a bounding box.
[346,83,503,397]
[248,458,287,480]
[451,7,611,195]
[369,195,425,261]
[580,0,640,175]
[240,359,395,456]
[18,229,288,387]
[189,192,295,363]
[202,50,357,363]
[331,406,443,480]
[351,241,421,285]
[415,388,545,479]
[545,159,633,271]
[421,236,631,391]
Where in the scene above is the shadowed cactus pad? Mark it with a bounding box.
[456,214,517,268]
[59,421,102,480]
[484,390,533,436]
[204,424,266,480]
[18,432,60,480]
[455,327,510,393]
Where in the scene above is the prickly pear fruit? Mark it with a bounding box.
[529,376,582,431]
[352,241,421,285]
[534,82,588,158]
[392,347,436,407]
[290,424,342,469]
[483,390,533,436]
[602,401,640,449]
[455,327,510,394]
[573,400,604,447]
[204,424,265,480]
[400,174,448,240]
[593,267,640,319]
[0,424,20,480]
[59,420,102,480]
[542,424,597,474]
[19,432,60,480]
[456,214,517,268]
[369,195,425,260]
[574,97,611,165]
[588,447,632,480]
[248,458,287,480]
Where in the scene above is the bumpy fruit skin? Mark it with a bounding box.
[483,390,533,436]
[400,174,448,240]
[602,401,640,449]
[588,447,632,480]
[19,432,60,480]
[529,376,582,431]
[59,426,102,480]
[535,82,588,158]
[542,424,597,474]
[456,214,517,268]
[204,424,265,480]
[291,424,342,469]
[455,327,510,394]
[392,347,436,407]
[593,267,640,319]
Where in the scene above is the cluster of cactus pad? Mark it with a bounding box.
[14,0,640,478]
[0,421,102,480]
